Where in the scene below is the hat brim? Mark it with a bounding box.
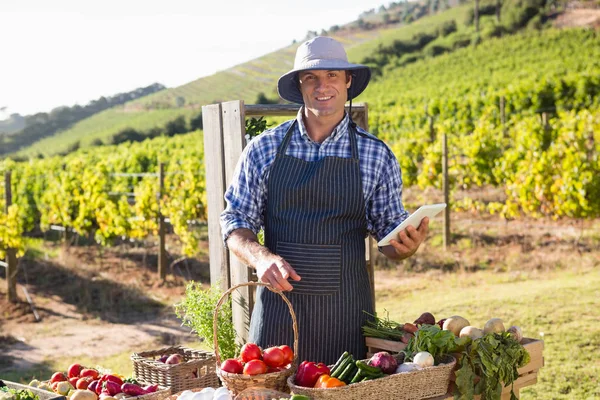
[277,60,371,105]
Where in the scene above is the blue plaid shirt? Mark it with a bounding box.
[220,109,409,244]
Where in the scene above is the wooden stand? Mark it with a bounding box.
[364,336,544,399]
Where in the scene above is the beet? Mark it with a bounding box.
[368,351,398,374]
[414,312,436,326]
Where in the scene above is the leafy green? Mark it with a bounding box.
[0,387,39,400]
[174,281,240,360]
[454,332,530,400]
[405,324,465,362]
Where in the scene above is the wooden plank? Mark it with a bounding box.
[244,103,367,117]
[365,337,407,353]
[202,103,230,292]
[222,100,252,345]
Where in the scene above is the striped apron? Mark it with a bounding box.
[248,120,374,365]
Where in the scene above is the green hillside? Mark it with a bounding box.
[10,0,477,159]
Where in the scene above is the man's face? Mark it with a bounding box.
[298,70,351,118]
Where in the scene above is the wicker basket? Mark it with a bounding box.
[213,282,299,396]
[234,387,291,400]
[287,355,456,400]
[131,346,220,393]
[128,385,171,400]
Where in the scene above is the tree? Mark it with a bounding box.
[190,112,203,131]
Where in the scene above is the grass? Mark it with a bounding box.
[375,267,600,399]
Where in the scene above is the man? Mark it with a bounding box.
[220,36,429,364]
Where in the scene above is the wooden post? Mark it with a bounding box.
[475,0,480,33]
[541,112,549,130]
[500,96,506,136]
[4,171,18,303]
[222,100,252,345]
[202,103,230,292]
[442,134,450,250]
[429,116,436,143]
[496,0,501,22]
[157,163,167,280]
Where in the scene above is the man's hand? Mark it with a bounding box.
[384,217,430,260]
[256,254,301,291]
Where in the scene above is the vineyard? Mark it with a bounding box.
[1,28,600,266]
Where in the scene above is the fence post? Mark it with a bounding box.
[442,134,451,250]
[500,96,507,136]
[157,163,167,280]
[4,171,18,303]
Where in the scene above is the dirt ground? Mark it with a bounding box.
[1,195,599,380]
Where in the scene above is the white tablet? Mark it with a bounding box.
[377,203,447,247]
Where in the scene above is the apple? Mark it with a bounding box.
[50,372,68,383]
[68,363,83,378]
[165,354,184,364]
[80,369,100,380]
[76,378,91,390]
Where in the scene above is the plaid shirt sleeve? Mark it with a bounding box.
[220,139,266,244]
[366,145,409,242]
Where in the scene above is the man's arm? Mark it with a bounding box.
[226,228,301,291]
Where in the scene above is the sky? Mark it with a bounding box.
[0,0,388,118]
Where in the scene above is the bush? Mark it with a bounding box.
[164,116,188,137]
[437,20,458,36]
[90,138,104,147]
[190,111,203,131]
[448,33,474,49]
[482,24,508,38]
[424,43,450,57]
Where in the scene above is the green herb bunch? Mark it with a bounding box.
[245,117,270,140]
[454,332,531,400]
[175,282,240,360]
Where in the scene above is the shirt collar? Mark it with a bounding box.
[296,107,350,144]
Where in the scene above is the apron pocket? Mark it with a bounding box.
[277,241,341,295]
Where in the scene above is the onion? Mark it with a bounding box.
[368,351,398,374]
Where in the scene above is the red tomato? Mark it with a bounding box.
[67,363,83,378]
[50,372,67,383]
[75,378,91,390]
[240,343,262,362]
[262,347,285,368]
[243,359,267,376]
[220,358,244,374]
[80,369,100,380]
[278,345,294,365]
[68,377,79,387]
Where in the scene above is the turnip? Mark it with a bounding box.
[413,351,434,368]
[483,318,505,334]
[459,326,484,340]
[395,363,422,373]
[507,325,523,342]
[442,316,470,336]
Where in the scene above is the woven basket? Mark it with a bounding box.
[234,387,291,400]
[213,282,299,396]
[131,346,220,393]
[287,355,456,400]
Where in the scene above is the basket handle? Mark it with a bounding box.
[212,281,299,368]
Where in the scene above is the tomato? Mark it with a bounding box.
[243,359,267,376]
[240,343,262,362]
[220,358,244,374]
[68,377,79,387]
[278,345,294,365]
[80,369,100,380]
[262,347,285,368]
[76,377,91,390]
[67,363,83,378]
[50,372,67,383]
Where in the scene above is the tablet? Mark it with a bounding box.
[377,203,447,247]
